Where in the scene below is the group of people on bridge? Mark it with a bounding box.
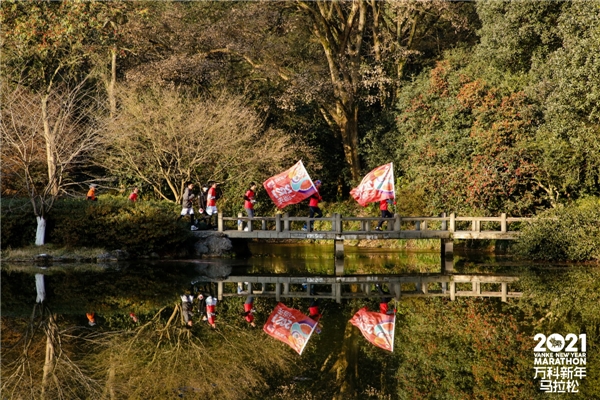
[176,179,395,232]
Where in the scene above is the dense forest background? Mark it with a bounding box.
[2,1,599,244]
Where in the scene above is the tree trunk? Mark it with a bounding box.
[41,313,57,400]
[298,0,365,182]
[41,95,58,196]
[330,322,359,399]
[36,216,47,246]
[108,48,117,119]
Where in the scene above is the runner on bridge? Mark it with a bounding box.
[206,181,219,230]
[243,182,257,231]
[303,180,322,231]
[375,198,395,231]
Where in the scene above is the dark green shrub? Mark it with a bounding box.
[0,199,37,249]
[40,196,193,254]
[515,197,600,261]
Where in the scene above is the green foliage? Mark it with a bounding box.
[387,298,534,399]
[515,197,600,262]
[475,1,563,73]
[0,198,36,249]
[46,196,193,254]
[388,48,545,216]
[1,196,192,254]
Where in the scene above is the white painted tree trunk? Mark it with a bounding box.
[36,216,47,246]
[36,274,46,303]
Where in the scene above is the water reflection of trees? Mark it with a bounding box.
[2,303,102,399]
[2,303,294,400]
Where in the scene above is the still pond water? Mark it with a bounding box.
[2,243,599,399]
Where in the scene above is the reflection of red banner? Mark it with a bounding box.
[350,307,395,352]
[263,161,317,209]
[350,163,395,207]
[263,303,318,355]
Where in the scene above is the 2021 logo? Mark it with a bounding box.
[533,333,587,393]
[534,333,587,353]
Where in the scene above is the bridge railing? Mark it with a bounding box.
[216,275,522,302]
[218,212,532,235]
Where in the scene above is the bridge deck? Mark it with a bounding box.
[220,229,519,240]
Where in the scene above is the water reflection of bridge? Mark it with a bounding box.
[216,274,522,303]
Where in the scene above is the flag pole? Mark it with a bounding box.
[299,313,322,355]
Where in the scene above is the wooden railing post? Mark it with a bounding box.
[394,214,401,231]
[415,221,421,231]
[275,214,282,233]
[393,283,401,300]
[449,213,455,232]
[218,212,224,232]
[501,282,508,302]
[217,281,223,300]
[501,213,507,233]
[283,213,290,231]
[237,212,243,231]
[386,215,394,231]
[441,212,447,230]
[261,219,266,231]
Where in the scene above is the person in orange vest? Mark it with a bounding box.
[87,185,98,201]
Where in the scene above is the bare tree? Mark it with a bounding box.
[1,81,104,245]
[1,302,103,400]
[102,84,306,204]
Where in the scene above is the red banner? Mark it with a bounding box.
[263,302,319,355]
[349,307,395,352]
[350,163,395,207]
[263,161,317,209]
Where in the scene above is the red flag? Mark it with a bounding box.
[349,307,395,352]
[263,303,319,355]
[350,163,395,207]
[263,161,317,209]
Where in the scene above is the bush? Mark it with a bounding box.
[0,199,37,249]
[2,196,193,254]
[515,197,600,261]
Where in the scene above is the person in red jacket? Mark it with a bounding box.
[206,181,218,229]
[128,187,139,202]
[376,284,395,315]
[243,182,257,231]
[375,198,394,231]
[199,294,217,329]
[241,295,256,327]
[303,180,322,231]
